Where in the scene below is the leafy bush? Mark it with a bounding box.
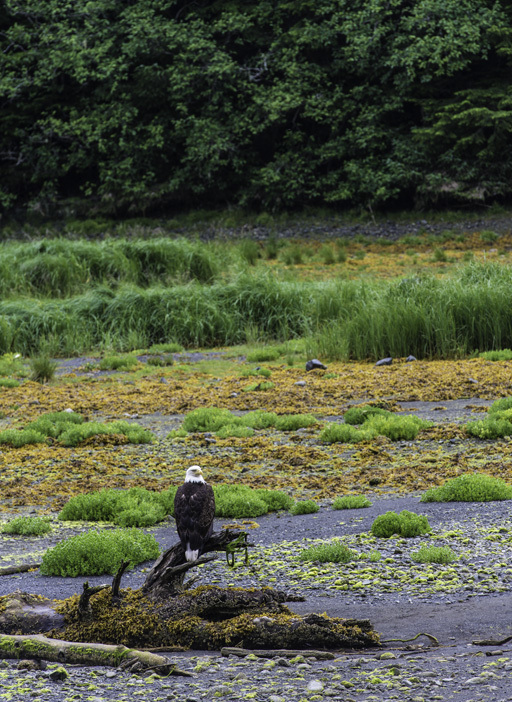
[99,354,139,370]
[0,378,20,388]
[488,397,512,414]
[411,546,457,564]
[246,348,281,362]
[421,473,512,502]
[216,424,254,439]
[59,487,168,526]
[241,410,278,429]
[343,406,391,425]
[479,349,512,361]
[320,423,376,444]
[364,414,432,441]
[183,407,239,433]
[243,381,275,392]
[371,510,431,538]
[332,495,372,510]
[213,485,268,518]
[40,528,160,577]
[465,417,512,439]
[290,500,319,515]
[299,540,355,563]
[1,516,51,536]
[59,420,154,446]
[254,489,293,512]
[274,414,317,431]
[0,429,47,447]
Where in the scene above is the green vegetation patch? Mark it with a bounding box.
[1,516,52,536]
[290,500,319,515]
[182,406,315,435]
[371,510,431,538]
[320,423,376,444]
[246,348,281,363]
[411,545,457,564]
[421,473,512,502]
[321,412,430,443]
[40,528,160,577]
[332,495,372,510]
[479,349,512,361]
[99,354,139,370]
[299,540,355,564]
[343,406,391,425]
[0,429,47,447]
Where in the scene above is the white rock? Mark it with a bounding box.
[307,679,324,692]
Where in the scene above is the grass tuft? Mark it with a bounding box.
[332,495,372,510]
[411,545,457,564]
[371,510,431,538]
[299,540,355,563]
[1,516,52,536]
[290,500,319,515]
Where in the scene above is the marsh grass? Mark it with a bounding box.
[30,355,57,383]
[99,354,139,371]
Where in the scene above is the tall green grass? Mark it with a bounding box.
[1,260,512,358]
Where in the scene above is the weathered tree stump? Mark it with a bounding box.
[143,528,248,598]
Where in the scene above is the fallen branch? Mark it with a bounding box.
[381,632,439,647]
[0,563,40,576]
[221,647,335,659]
[473,635,512,646]
[0,633,191,675]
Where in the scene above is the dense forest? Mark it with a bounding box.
[1,0,512,217]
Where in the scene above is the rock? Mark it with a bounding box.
[405,355,417,362]
[307,679,324,692]
[306,359,327,371]
[48,666,69,681]
[379,652,396,660]
[375,357,393,366]
[468,377,478,384]
[295,380,307,387]
[17,659,42,671]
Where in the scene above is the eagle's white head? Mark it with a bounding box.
[185,465,205,483]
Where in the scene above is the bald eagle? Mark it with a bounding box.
[174,465,215,562]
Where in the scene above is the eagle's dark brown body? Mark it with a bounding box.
[174,467,215,562]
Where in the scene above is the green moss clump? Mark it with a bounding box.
[213,485,268,518]
[421,473,512,502]
[299,540,355,563]
[182,407,239,433]
[216,424,254,439]
[246,348,281,362]
[489,397,512,414]
[241,410,278,429]
[40,528,160,577]
[465,417,512,439]
[0,378,20,388]
[479,349,512,361]
[59,486,168,526]
[254,489,293,511]
[99,354,139,370]
[1,516,52,536]
[371,510,431,538]
[290,500,319,515]
[332,495,372,510]
[243,381,275,392]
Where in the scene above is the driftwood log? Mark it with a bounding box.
[0,529,381,655]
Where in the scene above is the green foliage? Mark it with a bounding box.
[320,423,376,444]
[274,414,317,431]
[489,397,512,414]
[30,355,57,383]
[99,355,139,371]
[343,406,391,425]
[332,495,372,510]
[465,417,512,439]
[364,414,432,441]
[59,487,168,527]
[254,489,293,512]
[246,348,281,363]
[371,510,431,538]
[58,420,154,446]
[148,343,183,354]
[213,485,268,518]
[421,473,512,502]
[0,429,47,447]
[290,500,319,515]
[216,424,254,439]
[299,540,355,564]
[240,367,272,378]
[241,411,278,429]
[1,516,51,536]
[243,381,275,392]
[479,349,512,361]
[182,408,239,433]
[0,378,20,388]
[411,546,457,564]
[239,240,261,266]
[40,528,160,577]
